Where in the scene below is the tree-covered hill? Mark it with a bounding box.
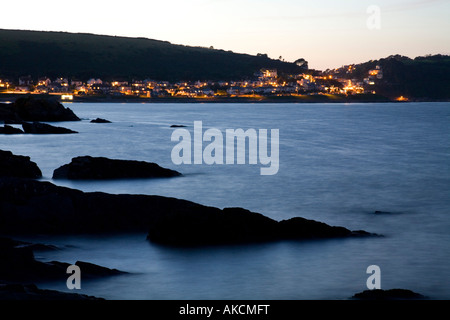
[330,54,450,100]
[0,29,305,82]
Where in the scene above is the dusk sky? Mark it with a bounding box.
[2,0,449,70]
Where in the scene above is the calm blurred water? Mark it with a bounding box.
[2,102,449,299]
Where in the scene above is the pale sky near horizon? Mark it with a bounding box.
[2,0,449,70]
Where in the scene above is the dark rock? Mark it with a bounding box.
[170,124,187,128]
[0,150,42,178]
[0,125,24,134]
[148,209,377,246]
[0,177,201,234]
[0,178,375,245]
[278,217,353,239]
[349,230,375,237]
[52,156,181,180]
[22,122,78,134]
[3,119,25,125]
[0,283,104,300]
[0,102,21,123]
[0,237,26,250]
[0,237,65,282]
[374,210,392,215]
[0,237,126,283]
[352,289,427,300]
[90,118,111,123]
[12,97,80,122]
[147,207,279,246]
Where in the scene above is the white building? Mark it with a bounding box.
[87,78,103,86]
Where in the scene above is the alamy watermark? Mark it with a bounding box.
[66,264,81,290]
[366,265,381,289]
[367,5,381,30]
[171,121,279,175]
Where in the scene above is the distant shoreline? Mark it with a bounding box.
[1,93,449,104]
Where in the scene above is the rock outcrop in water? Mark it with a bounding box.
[1,98,80,136]
[90,118,111,123]
[52,156,181,180]
[10,97,80,122]
[22,121,78,134]
[0,150,42,179]
[0,177,375,245]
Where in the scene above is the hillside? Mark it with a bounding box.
[329,54,450,100]
[0,29,305,82]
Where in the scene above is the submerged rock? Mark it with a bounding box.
[352,289,427,300]
[52,156,181,180]
[22,122,78,134]
[373,210,392,215]
[0,178,376,245]
[0,150,42,178]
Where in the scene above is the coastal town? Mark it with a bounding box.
[0,66,386,101]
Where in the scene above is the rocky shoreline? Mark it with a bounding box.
[0,237,126,282]
[0,97,426,300]
[0,236,125,300]
[0,174,381,300]
[0,146,382,299]
[0,176,376,242]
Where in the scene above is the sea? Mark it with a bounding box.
[1,102,449,300]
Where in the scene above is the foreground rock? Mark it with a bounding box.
[11,97,80,122]
[0,237,126,283]
[90,118,111,123]
[53,156,181,180]
[0,283,104,300]
[0,150,42,178]
[352,289,427,300]
[0,178,375,246]
[22,122,78,134]
[0,125,24,134]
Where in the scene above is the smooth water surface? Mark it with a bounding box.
[2,102,449,299]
